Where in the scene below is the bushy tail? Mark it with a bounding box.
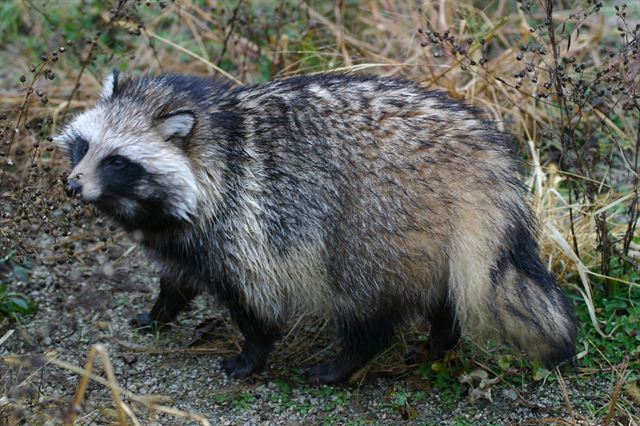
[448,214,577,366]
[488,262,577,364]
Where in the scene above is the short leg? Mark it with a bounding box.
[305,312,398,384]
[221,304,280,379]
[427,300,460,359]
[131,275,200,329]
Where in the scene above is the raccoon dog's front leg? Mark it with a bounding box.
[220,295,281,379]
[131,275,200,329]
[305,312,398,384]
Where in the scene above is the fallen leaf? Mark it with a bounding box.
[460,369,501,404]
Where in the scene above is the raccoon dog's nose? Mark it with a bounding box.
[66,180,82,197]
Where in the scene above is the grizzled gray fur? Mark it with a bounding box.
[57,71,577,383]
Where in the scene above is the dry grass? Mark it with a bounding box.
[0,0,638,424]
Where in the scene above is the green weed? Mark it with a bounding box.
[0,251,36,320]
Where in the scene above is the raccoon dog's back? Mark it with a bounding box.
[59,72,577,382]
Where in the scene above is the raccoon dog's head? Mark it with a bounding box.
[57,71,202,231]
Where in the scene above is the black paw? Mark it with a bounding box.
[403,347,429,365]
[304,361,351,385]
[129,313,164,332]
[428,339,459,361]
[221,355,264,379]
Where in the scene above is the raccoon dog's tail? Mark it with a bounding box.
[447,208,577,366]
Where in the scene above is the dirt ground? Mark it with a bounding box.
[0,202,623,425]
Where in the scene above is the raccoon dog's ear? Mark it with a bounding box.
[156,110,195,140]
[100,69,120,101]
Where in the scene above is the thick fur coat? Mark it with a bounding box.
[57,72,577,383]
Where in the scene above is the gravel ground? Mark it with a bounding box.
[1,207,619,425]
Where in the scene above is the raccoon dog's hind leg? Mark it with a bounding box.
[404,297,460,365]
[427,297,461,359]
[304,306,401,384]
[130,275,200,329]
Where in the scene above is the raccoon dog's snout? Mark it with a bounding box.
[66,178,82,198]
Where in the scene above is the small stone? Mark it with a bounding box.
[502,388,518,401]
[122,353,138,365]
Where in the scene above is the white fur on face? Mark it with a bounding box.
[58,105,201,221]
[60,109,105,202]
[69,164,103,202]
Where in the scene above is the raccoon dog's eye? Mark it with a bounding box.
[105,156,127,170]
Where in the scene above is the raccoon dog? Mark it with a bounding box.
[57,71,577,384]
